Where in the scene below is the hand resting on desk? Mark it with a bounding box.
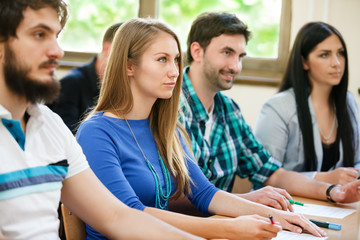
[237,186,294,212]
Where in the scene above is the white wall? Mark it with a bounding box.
[224,0,360,128]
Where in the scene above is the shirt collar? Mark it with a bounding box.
[182,66,226,124]
[0,105,12,119]
[182,66,209,122]
[0,103,43,124]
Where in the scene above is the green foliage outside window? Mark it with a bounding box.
[60,0,281,58]
[159,0,281,58]
[60,0,138,52]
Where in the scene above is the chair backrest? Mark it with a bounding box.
[60,203,86,240]
[231,176,252,194]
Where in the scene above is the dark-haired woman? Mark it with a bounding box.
[255,22,360,185]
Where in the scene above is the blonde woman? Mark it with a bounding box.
[76,18,325,240]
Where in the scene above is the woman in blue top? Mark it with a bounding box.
[255,22,359,185]
[77,18,325,240]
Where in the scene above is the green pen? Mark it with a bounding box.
[287,199,304,206]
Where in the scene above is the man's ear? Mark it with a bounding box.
[302,56,309,70]
[190,42,204,63]
[102,41,112,57]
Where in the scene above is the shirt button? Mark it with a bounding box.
[7,123,13,128]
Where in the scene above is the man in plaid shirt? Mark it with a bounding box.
[178,12,360,209]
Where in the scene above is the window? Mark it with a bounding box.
[59,0,291,84]
[157,0,291,85]
[159,0,281,59]
[60,0,138,53]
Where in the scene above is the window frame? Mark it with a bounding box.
[239,0,291,86]
[59,0,291,86]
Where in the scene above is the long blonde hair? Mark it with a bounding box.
[87,18,192,198]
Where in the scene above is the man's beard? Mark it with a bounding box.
[203,54,235,92]
[3,44,60,104]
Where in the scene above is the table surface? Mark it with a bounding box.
[291,196,360,240]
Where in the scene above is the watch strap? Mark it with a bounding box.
[326,184,341,203]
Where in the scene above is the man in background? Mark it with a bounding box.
[179,12,360,210]
[51,22,122,133]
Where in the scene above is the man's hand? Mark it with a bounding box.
[331,180,360,203]
[237,186,293,211]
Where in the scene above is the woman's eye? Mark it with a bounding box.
[320,53,328,58]
[174,57,180,63]
[338,51,345,56]
[159,57,166,63]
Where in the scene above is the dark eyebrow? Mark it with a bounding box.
[30,23,61,35]
[318,47,344,53]
[221,46,236,53]
[221,46,247,58]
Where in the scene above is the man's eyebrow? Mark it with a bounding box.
[240,52,247,57]
[30,23,61,35]
[221,46,247,57]
[221,46,236,53]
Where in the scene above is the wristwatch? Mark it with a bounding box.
[326,184,341,203]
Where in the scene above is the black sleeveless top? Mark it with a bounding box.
[321,133,340,171]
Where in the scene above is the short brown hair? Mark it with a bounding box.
[0,0,68,42]
[102,22,123,45]
[186,12,251,64]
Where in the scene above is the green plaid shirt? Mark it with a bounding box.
[179,66,281,191]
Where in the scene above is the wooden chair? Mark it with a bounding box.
[60,203,86,240]
[231,176,252,194]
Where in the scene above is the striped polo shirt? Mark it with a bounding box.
[0,104,88,239]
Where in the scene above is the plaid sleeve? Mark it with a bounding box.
[230,100,281,189]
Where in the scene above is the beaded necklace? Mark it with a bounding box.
[125,119,172,209]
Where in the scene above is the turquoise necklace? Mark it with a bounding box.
[125,119,172,209]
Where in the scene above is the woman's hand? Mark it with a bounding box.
[272,211,326,237]
[224,214,281,240]
[315,168,359,185]
[330,180,360,203]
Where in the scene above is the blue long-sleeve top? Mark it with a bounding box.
[76,112,219,240]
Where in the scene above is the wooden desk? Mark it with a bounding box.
[292,196,360,240]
